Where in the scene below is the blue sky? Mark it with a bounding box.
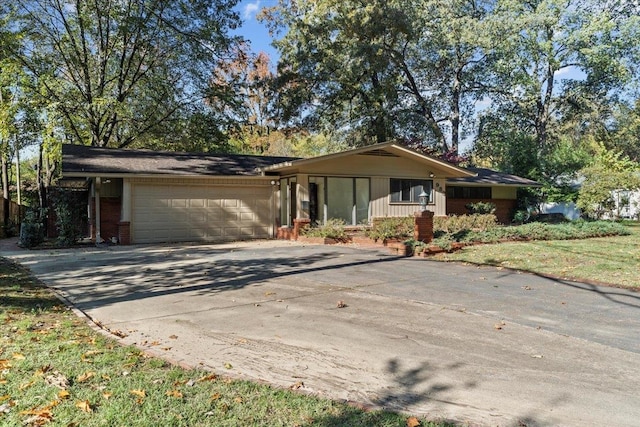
[235,0,280,60]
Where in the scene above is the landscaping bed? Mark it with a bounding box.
[299,215,632,258]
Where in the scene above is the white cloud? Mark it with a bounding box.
[243,1,261,20]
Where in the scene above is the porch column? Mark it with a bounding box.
[95,177,104,244]
[118,179,132,245]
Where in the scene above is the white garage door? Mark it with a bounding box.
[132,184,272,244]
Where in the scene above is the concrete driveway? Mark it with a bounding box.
[3,239,640,427]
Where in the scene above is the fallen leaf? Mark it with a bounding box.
[166,390,183,398]
[0,401,13,414]
[0,359,12,369]
[531,354,544,359]
[197,374,217,382]
[130,389,146,398]
[211,392,222,401]
[494,321,506,330]
[75,400,93,413]
[265,291,276,296]
[35,365,53,376]
[0,395,10,402]
[169,335,178,339]
[12,353,25,360]
[289,381,304,390]
[102,392,113,400]
[45,371,70,389]
[58,390,70,400]
[83,350,101,357]
[110,329,128,338]
[19,380,35,390]
[336,300,347,308]
[234,396,243,403]
[522,286,532,291]
[224,363,233,369]
[407,416,421,427]
[77,371,95,383]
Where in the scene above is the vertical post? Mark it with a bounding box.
[414,210,434,243]
[95,177,103,244]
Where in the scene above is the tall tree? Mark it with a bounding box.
[11,0,241,149]
[474,0,638,184]
[263,0,495,153]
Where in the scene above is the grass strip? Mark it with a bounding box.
[433,222,640,289]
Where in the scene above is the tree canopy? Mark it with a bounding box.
[263,0,639,181]
[10,0,241,149]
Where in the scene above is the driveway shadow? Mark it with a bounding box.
[26,246,403,311]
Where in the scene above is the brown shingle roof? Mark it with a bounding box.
[447,167,541,187]
[62,144,299,177]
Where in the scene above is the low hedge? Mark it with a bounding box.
[435,219,630,245]
[434,214,498,233]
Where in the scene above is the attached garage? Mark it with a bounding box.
[130,181,273,244]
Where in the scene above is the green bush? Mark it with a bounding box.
[434,214,498,233]
[365,216,414,241]
[301,218,348,240]
[18,209,44,248]
[437,220,630,245]
[465,201,496,214]
[52,190,88,247]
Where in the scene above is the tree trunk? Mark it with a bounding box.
[1,154,9,230]
[450,67,462,156]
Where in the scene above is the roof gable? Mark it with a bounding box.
[260,142,476,178]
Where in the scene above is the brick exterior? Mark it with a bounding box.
[118,221,131,245]
[446,198,516,224]
[293,218,311,240]
[90,197,122,242]
[414,210,434,243]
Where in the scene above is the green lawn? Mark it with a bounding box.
[0,258,450,427]
[433,221,640,289]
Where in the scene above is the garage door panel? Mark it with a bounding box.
[132,184,272,244]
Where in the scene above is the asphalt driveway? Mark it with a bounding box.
[3,239,640,426]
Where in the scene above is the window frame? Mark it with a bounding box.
[390,178,434,204]
[446,186,492,199]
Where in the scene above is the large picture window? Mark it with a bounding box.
[390,179,433,203]
[310,176,370,225]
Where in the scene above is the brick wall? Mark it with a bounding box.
[90,197,122,242]
[414,210,434,243]
[446,198,516,224]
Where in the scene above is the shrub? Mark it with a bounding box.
[52,190,88,247]
[465,201,496,214]
[437,219,630,245]
[365,216,414,241]
[18,209,44,248]
[301,218,348,240]
[434,214,498,233]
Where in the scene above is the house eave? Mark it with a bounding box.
[62,172,273,180]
